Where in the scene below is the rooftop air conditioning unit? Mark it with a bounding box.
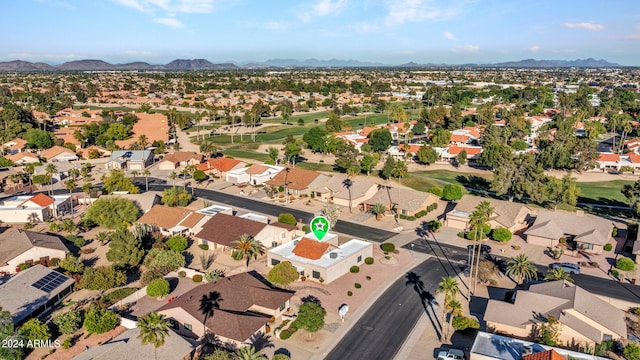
[329,252,338,259]
[293,240,299,245]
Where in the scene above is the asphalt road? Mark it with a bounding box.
[403,238,640,304]
[146,183,397,242]
[325,258,461,360]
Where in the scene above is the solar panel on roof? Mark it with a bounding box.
[31,272,68,292]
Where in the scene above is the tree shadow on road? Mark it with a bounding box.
[405,271,442,340]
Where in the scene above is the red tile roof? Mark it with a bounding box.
[598,153,620,162]
[25,193,54,207]
[245,164,271,175]
[522,350,565,360]
[628,153,640,164]
[265,168,322,190]
[448,145,482,155]
[292,238,330,260]
[196,157,242,172]
[450,134,470,143]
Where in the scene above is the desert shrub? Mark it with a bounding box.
[62,337,73,349]
[277,213,297,226]
[83,307,119,334]
[350,266,360,273]
[604,243,613,251]
[102,287,136,306]
[178,271,186,278]
[427,187,443,197]
[65,235,86,248]
[380,243,395,252]
[477,260,499,283]
[198,244,209,250]
[192,274,203,283]
[616,256,635,271]
[452,316,480,331]
[366,276,371,280]
[302,224,311,233]
[347,291,353,296]
[364,257,374,265]
[611,269,620,277]
[624,343,640,360]
[442,184,463,201]
[166,235,188,252]
[354,283,361,289]
[52,310,82,335]
[612,227,618,237]
[492,227,512,242]
[146,278,170,297]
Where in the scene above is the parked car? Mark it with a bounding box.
[437,348,465,360]
[550,262,581,274]
[467,244,492,255]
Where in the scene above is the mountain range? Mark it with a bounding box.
[0,57,622,71]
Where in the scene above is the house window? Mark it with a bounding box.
[402,210,408,215]
[603,334,613,341]
[281,232,286,239]
[279,303,286,311]
[184,323,192,331]
[581,243,594,250]
[357,256,362,263]
[271,259,280,266]
[312,271,320,279]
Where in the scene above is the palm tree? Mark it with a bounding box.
[64,178,76,195]
[199,291,221,339]
[168,171,178,187]
[232,234,265,268]
[236,346,266,360]
[45,163,57,197]
[200,141,217,158]
[138,134,149,149]
[137,312,170,360]
[142,169,151,192]
[24,163,35,190]
[445,299,463,341]
[472,202,493,294]
[391,159,408,185]
[436,277,460,343]
[131,170,139,185]
[82,182,93,200]
[543,268,574,283]
[95,231,112,245]
[369,203,386,220]
[505,254,538,285]
[342,178,353,213]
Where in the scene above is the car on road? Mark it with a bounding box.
[437,348,465,360]
[467,244,492,255]
[549,262,581,274]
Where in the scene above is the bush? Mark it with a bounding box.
[491,227,512,242]
[62,337,73,350]
[53,310,82,335]
[83,307,119,334]
[80,266,126,290]
[302,224,311,233]
[192,274,203,283]
[354,283,361,289]
[161,187,192,207]
[65,235,86,248]
[350,266,360,273]
[278,213,297,226]
[166,235,188,252]
[452,316,480,331]
[612,227,618,237]
[604,243,613,252]
[20,318,51,346]
[380,243,395,252]
[625,343,640,360]
[146,278,170,297]
[615,257,635,271]
[611,269,620,277]
[364,257,374,265]
[198,244,209,250]
[279,329,293,339]
[178,271,186,278]
[102,288,136,305]
[347,291,353,296]
[427,187,443,197]
[442,184,463,201]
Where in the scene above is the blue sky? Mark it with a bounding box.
[3,0,640,65]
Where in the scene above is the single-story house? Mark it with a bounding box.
[196,157,246,177]
[0,265,74,324]
[72,327,196,360]
[445,195,533,232]
[106,150,154,170]
[265,168,332,198]
[363,186,438,217]
[595,152,640,172]
[77,145,112,159]
[268,234,372,284]
[324,175,378,210]
[5,151,40,165]
[137,204,208,236]
[484,281,627,348]
[0,193,72,223]
[440,145,483,163]
[0,228,69,274]
[40,145,78,162]
[226,164,284,185]
[102,192,161,213]
[470,331,610,360]
[524,210,613,254]
[157,152,203,171]
[1,138,27,155]
[157,271,295,347]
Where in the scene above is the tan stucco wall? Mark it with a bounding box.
[446,216,468,230]
[0,247,67,274]
[526,234,558,248]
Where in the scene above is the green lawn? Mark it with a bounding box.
[404,170,493,193]
[222,148,271,162]
[576,180,633,206]
[296,162,335,172]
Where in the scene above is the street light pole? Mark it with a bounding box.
[283,167,290,205]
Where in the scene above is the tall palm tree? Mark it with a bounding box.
[436,277,460,343]
[472,202,493,294]
[168,171,178,187]
[131,170,139,185]
[232,234,265,268]
[138,134,149,149]
[342,178,353,213]
[391,159,408,185]
[369,203,386,221]
[445,299,463,341]
[199,291,221,339]
[142,169,151,192]
[236,346,266,360]
[45,163,57,197]
[65,178,76,195]
[505,254,538,285]
[137,312,170,360]
[24,163,35,190]
[543,268,574,283]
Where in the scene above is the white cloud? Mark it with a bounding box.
[153,17,185,28]
[453,45,479,53]
[528,45,540,52]
[123,50,154,57]
[385,0,460,26]
[563,22,605,31]
[312,0,347,16]
[114,0,216,13]
[263,21,294,31]
[443,31,456,40]
[347,22,380,34]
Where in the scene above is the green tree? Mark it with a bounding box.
[477,143,512,169]
[538,315,562,346]
[19,318,51,347]
[0,308,23,360]
[625,343,640,360]
[456,150,467,166]
[232,234,265,268]
[59,253,85,274]
[25,128,55,149]
[390,159,408,184]
[381,156,395,179]
[543,267,574,283]
[622,179,640,217]
[505,254,538,284]
[277,213,297,226]
[236,346,266,360]
[83,307,119,334]
[193,169,207,183]
[52,310,82,335]
[283,141,303,165]
[84,196,141,229]
[303,127,328,152]
[146,278,170,298]
[430,128,451,147]
[161,186,192,207]
[412,122,426,135]
[436,277,460,343]
[368,128,393,152]
[45,163,57,196]
[546,173,579,210]
[106,229,145,267]
[417,146,438,164]
[101,169,139,194]
[296,301,326,339]
[325,112,343,132]
[370,203,386,220]
[205,349,236,360]
[81,266,127,290]
[144,248,186,272]
[388,103,407,123]
[137,312,170,360]
[166,235,188,252]
[267,261,299,287]
[442,184,463,201]
[360,153,379,176]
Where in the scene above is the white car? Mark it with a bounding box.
[437,348,465,360]
[549,262,581,274]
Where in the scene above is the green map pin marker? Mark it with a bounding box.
[310,216,330,241]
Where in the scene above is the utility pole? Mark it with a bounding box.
[283,167,290,205]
